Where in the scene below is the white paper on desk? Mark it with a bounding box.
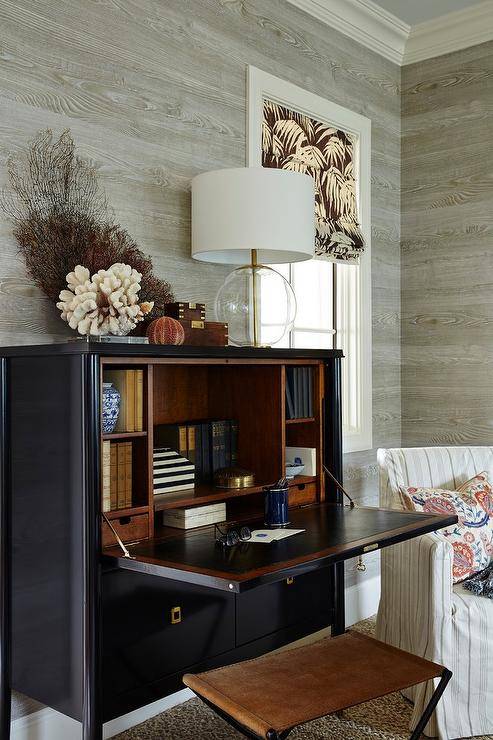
[250,529,305,543]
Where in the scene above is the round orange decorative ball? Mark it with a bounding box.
[146,316,185,345]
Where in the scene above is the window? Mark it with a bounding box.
[248,66,372,453]
[265,261,334,350]
[267,259,371,452]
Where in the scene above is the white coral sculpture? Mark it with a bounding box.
[57,263,154,336]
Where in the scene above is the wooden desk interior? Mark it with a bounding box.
[100,355,328,548]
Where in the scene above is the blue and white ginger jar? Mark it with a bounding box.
[102,382,120,433]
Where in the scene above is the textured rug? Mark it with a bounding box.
[115,619,493,740]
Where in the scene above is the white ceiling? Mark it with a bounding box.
[373,0,486,26]
[288,0,493,65]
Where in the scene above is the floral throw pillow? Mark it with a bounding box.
[401,473,493,584]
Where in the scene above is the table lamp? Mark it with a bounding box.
[191,167,314,347]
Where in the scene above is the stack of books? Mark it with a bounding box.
[102,441,133,511]
[285,367,313,419]
[154,420,238,483]
[104,369,144,432]
[153,447,195,496]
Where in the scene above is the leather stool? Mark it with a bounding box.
[184,630,452,740]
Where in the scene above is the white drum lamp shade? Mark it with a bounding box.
[191,168,314,265]
[191,167,315,347]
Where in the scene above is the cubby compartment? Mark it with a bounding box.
[101,363,153,543]
[102,437,150,514]
[284,363,324,501]
[284,364,316,421]
[102,365,149,434]
[152,363,284,492]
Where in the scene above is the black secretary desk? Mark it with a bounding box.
[0,344,456,739]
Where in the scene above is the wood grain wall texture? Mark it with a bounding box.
[0,0,400,720]
[401,41,493,446]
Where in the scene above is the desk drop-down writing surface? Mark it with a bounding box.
[105,504,457,593]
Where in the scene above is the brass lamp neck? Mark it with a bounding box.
[251,249,259,347]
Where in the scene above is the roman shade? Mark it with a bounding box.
[262,100,366,263]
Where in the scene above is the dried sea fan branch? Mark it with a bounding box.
[4,129,108,223]
[1,129,174,324]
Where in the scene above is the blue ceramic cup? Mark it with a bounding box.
[264,486,289,528]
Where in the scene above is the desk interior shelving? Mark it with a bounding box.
[100,357,326,549]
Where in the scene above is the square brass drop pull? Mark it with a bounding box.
[171,606,182,624]
[286,577,294,585]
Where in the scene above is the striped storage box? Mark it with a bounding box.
[153,447,195,495]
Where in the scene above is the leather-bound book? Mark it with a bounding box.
[117,443,126,509]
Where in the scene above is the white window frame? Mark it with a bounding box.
[247,65,372,453]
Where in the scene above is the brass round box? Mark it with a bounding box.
[214,467,255,489]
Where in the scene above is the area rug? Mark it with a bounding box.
[115,619,493,740]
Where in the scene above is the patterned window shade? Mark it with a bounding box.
[262,100,366,263]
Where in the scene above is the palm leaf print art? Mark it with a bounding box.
[262,100,365,261]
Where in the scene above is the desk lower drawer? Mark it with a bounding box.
[102,569,235,696]
[236,567,332,646]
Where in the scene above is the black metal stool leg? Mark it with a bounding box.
[197,694,292,740]
[409,668,452,740]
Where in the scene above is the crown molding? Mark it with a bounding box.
[403,1,493,65]
[286,0,409,64]
[287,0,493,66]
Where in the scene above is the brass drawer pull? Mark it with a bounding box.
[171,606,182,624]
[286,577,294,585]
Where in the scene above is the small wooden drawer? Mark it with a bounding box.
[289,482,317,507]
[102,513,149,548]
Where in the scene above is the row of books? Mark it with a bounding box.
[153,448,195,496]
[285,366,313,419]
[102,441,133,511]
[104,369,144,432]
[154,419,238,485]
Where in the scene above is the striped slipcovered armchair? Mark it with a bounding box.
[376,447,493,740]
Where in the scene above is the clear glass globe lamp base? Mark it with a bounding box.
[215,264,296,347]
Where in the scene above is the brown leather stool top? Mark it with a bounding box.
[183,630,452,740]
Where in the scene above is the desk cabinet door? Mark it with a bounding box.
[236,567,332,646]
[102,569,235,696]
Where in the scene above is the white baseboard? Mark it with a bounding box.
[11,577,380,739]
[11,689,194,740]
[345,574,380,626]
